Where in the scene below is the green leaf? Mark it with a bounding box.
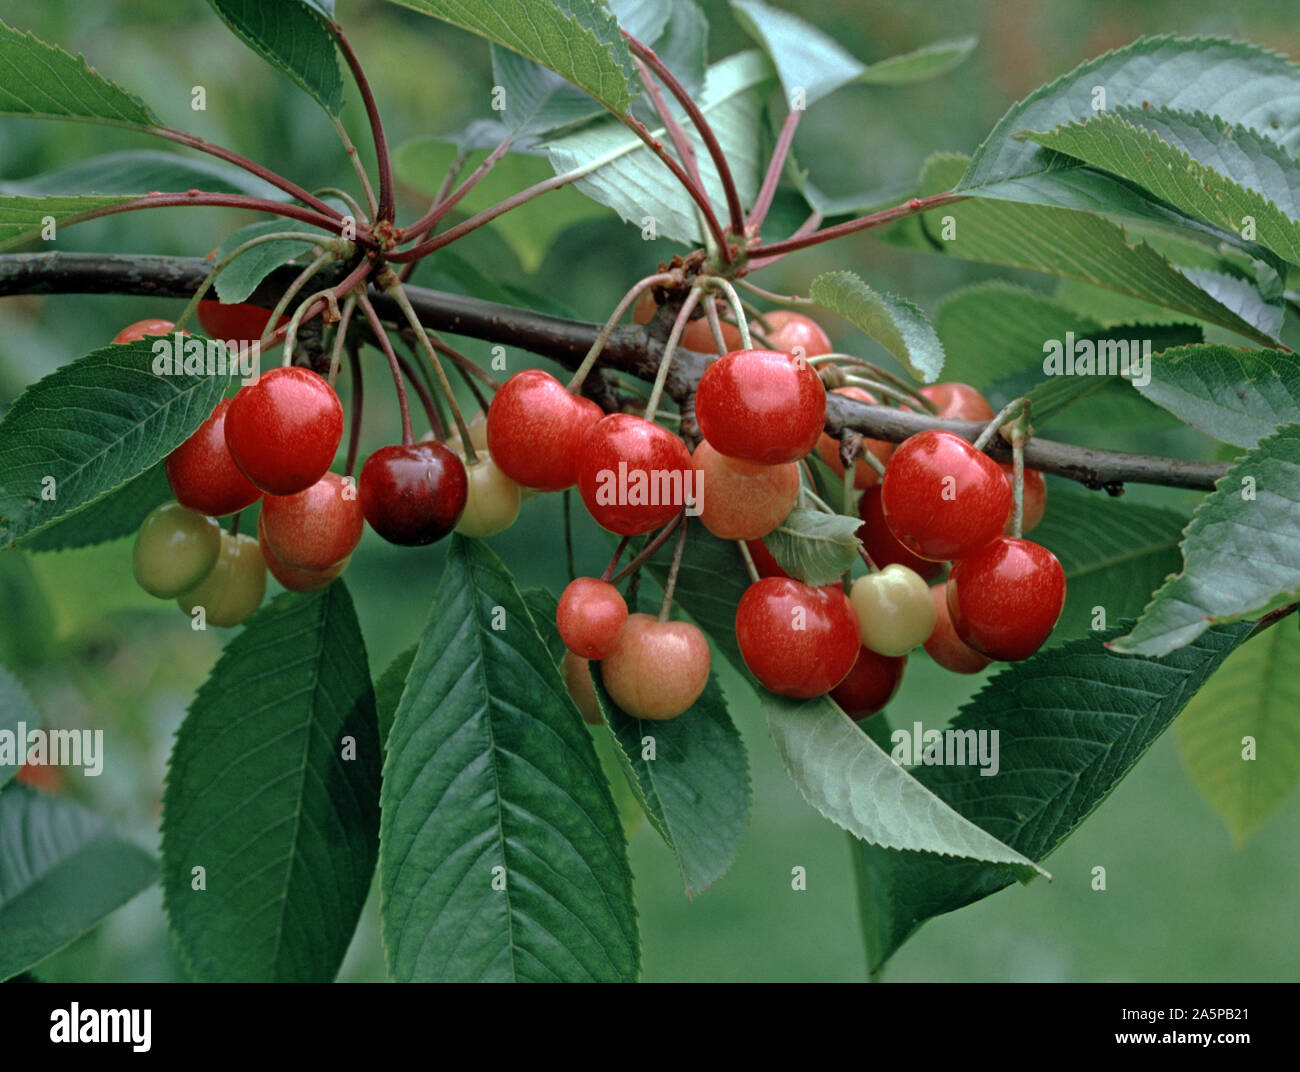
[591,667,749,899]
[521,587,569,667]
[856,620,1254,972]
[0,783,157,981]
[1113,426,1300,656]
[764,506,861,586]
[387,0,637,115]
[0,193,137,251]
[0,150,287,200]
[809,269,945,383]
[765,694,1046,880]
[0,666,38,787]
[1136,344,1300,449]
[374,644,416,753]
[544,51,772,246]
[0,18,157,129]
[161,584,381,982]
[0,341,228,547]
[379,537,638,982]
[1175,621,1300,845]
[206,0,344,116]
[857,35,977,85]
[213,219,322,304]
[19,463,172,553]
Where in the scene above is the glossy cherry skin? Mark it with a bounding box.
[359,442,468,546]
[224,367,344,495]
[486,370,603,492]
[695,349,827,465]
[176,531,267,628]
[735,578,861,698]
[881,431,1012,561]
[816,386,894,490]
[132,501,221,598]
[113,319,177,344]
[576,414,693,535]
[999,464,1047,535]
[197,299,287,346]
[562,651,604,725]
[947,537,1065,661]
[557,577,629,660]
[830,647,907,721]
[454,455,522,538]
[923,583,991,674]
[849,564,937,657]
[260,471,363,570]
[600,613,711,720]
[692,440,799,541]
[761,310,832,359]
[921,382,995,421]
[857,485,943,581]
[166,397,264,517]
[258,514,349,593]
[744,539,790,579]
[634,292,742,353]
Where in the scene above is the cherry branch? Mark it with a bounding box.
[58,192,367,241]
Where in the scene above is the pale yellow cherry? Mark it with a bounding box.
[133,501,221,598]
[177,531,267,628]
[454,454,522,537]
[849,563,936,657]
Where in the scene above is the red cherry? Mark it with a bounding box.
[258,514,350,593]
[562,651,604,725]
[260,471,363,570]
[197,299,288,346]
[744,538,790,579]
[576,414,693,535]
[557,577,629,659]
[881,430,1012,561]
[691,440,799,541]
[224,367,344,495]
[922,583,991,674]
[734,577,860,698]
[921,382,995,421]
[695,349,827,465]
[113,319,178,344]
[856,485,943,581]
[359,442,468,546]
[166,398,263,517]
[830,647,906,720]
[761,310,832,359]
[600,613,711,720]
[947,537,1065,661]
[486,370,603,491]
[815,386,894,490]
[998,464,1047,534]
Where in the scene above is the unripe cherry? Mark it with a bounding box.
[600,613,710,720]
[132,501,221,598]
[176,530,266,628]
[454,455,522,538]
[849,564,937,657]
[562,651,604,725]
[691,440,799,541]
[557,577,629,659]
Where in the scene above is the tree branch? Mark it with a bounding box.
[0,252,1230,493]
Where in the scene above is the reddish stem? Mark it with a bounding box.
[398,134,514,242]
[357,291,413,445]
[748,109,802,232]
[331,22,395,224]
[633,57,705,196]
[393,346,444,439]
[751,192,964,262]
[345,340,363,479]
[75,192,365,239]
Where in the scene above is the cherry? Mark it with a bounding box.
[691,440,799,541]
[830,647,907,721]
[921,382,995,421]
[258,514,349,593]
[600,613,710,720]
[260,471,363,570]
[815,386,894,489]
[224,367,343,495]
[132,501,221,598]
[745,538,791,579]
[557,577,629,659]
[849,564,937,657]
[999,464,1047,534]
[760,310,832,359]
[176,531,267,628]
[856,485,943,581]
[197,299,287,346]
[359,442,468,546]
[486,370,603,491]
[454,455,522,538]
[576,414,693,535]
[633,292,742,352]
[881,430,1012,561]
[946,537,1065,661]
[113,319,177,344]
[734,577,860,698]
[562,651,604,725]
[441,410,490,455]
[166,397,263,517]
[695,349,827,465]
[923,583,991,674]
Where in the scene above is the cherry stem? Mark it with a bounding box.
[708,278,752,349]
[563,490,576,583]
[397,149,465,284]
[425,333,492,414]
[398,133,514,242]
[735,539,761,584]
[268,251,340,365]
[737,278,810,305]
[645,286,702,419]
[1010,408,1031,539]
[610,510,685,586]
[972,397,1027,453]
[329,119,380,221]
[568,271,677,393]
[262,257,373,357]
[658,518,690,622]
[357,291,414,446]
[703,297,729,355]
[633,56,705,196]
[745,212,821,271]
[392,345,444,440]
[63,192,360,243]
[1245,602,1299,640]
[752,191,965,263]
[858,545,879,572]
[283,283,343,366]
[841,456,856,515]
[749,108,802,233]
[840,372,931,410]
[345,340,363,479]
[229,511,242,537]
[600,536,632,583]
[815,355,936,411]
[800,485,837,515]
[314,186,369,225]
[330,22,395,223]
[856,438,887,478]
[327,293,358,387]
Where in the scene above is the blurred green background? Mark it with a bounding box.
[1,0,1297,982]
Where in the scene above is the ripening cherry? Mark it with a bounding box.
[176,530,267,628]
[113,319,178,344]
[562,651,604,725]
[197,299,287,346]
[166,398,263,517]
[260,471,363,570]
[744,538,790,579]
[634,291,742,352]
[999,463,1047,534]
[224,367,344,495]
[258,514,349,593]
[734,577,860,698]
[601,614,710,720]
[360,442,468,546]
[691,440,799,541]
[881,430,1012,561]
[922,583,991,674]
[132,501,221,598]
[849,564,937,657]
[921,382,995,422]
[486,370,604,492]
[856,485,943,581]
[695,349,827,465]
[830,647,907,721]
[557,577,629,659]
[815,386,894,489]
[946,537,1066,661]
[760,310,832,359]
[576,414,693,535]
[454,455,522,538]
[441,411,490,455]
